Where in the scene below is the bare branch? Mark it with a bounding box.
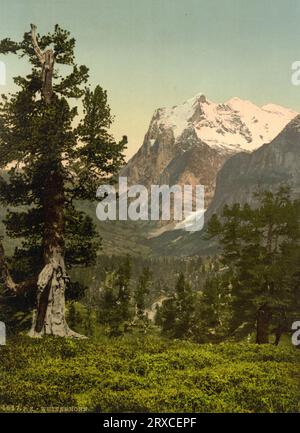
[30,24,54,104]
[30,24,45,65]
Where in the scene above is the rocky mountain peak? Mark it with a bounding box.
[146,93,297,154]
[122,93,297,225]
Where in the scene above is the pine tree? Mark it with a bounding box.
[158,273,195,338]
[207,187,300,344]
[98,256,132,336]
[193,273,232,343]
[99,271,117,333]
[0,24,127,337]
[134,266,151,320]
[115,255,132,328]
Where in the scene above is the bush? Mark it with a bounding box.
[0,335,299,413]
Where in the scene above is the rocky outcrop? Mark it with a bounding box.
[122,93,297,208]
[207,114,300,218]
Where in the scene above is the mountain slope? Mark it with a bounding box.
[122,93,297,209]
[207,113,300,218]
[148,114,300,256]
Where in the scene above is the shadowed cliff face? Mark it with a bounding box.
[143,115,300,256]
[91,95,298,256]
[122,122,230,210]
[207,114,300,219]
[122,93,297,209]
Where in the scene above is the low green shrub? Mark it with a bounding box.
[0,335,299,413]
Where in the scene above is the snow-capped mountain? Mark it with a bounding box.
[206,113,300,218]
[146,114,300,256]
[148,93,297,153]
[122,93,297,210]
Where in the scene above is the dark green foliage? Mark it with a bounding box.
[157,273,196,338]
[192,272,232,343]
[66,301,97,337]
[0,336,298,413]
[207,187,300,343]
[72,254,206,307]
[98,256,133,336]
[134,266,151,320]
[0,24,127,328]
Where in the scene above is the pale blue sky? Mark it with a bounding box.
[1,0,300,158]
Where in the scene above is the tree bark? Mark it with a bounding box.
[256,304,272,344]
[30,24,54,104]
[29,171,74,337]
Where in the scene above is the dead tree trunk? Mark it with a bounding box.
[28,24,84,338]
[30,24,54,104]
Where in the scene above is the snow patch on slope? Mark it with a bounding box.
[152,94,297,153]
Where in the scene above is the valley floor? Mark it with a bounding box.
[0,334,299,413]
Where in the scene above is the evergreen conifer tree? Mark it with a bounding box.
[0,24,126,337]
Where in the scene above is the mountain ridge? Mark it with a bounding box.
[122,92,297,212]
[206,113,300,218]
[148,113,300,256]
